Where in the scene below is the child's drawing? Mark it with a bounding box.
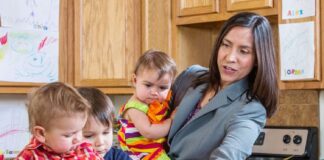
[0,0,59,31]
[0,29,58,83]
[0,0,59,83]
[0,95,31,158]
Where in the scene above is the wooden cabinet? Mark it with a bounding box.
[177,0,219,16]
[74,0,141,93]
[173,0,277,25]
[142,0,172,54]
[227,0,273,11]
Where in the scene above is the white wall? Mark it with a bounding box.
[319,91,324,159]
[0,94,30,158]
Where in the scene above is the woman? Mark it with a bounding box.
[168,12,278,159]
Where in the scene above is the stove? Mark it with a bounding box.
[247,126,318,160]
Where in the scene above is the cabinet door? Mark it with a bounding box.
[227,0,273,11]
[177,0,219,16]
[74,0,141,87]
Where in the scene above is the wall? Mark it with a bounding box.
[0,94,30,158]
[319,91,324,159]
[267,90,319,126]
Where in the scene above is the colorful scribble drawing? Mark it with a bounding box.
[0,0,59,83]
[0,29,58,83]
[0,0,59,31]
[0,125,29,149]
[0,129,27,139]
[0,105,30,158]
[12,31,58,82]
[0,33,8,60]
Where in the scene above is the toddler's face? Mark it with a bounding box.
[43,113,86,153]
[83,115,113,157]
[133,68,172,104]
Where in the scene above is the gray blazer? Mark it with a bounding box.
[168,65,266,160]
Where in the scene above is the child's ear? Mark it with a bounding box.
[33,126,46,143]
[131,74,137,85]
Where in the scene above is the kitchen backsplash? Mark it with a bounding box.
[267,90,319,127]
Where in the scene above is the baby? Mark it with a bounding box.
[118,49,177,159]
[16,82,101,160]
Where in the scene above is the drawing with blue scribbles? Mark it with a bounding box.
[0,0,59,83]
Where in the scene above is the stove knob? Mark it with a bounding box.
[283,134,291,144]
[293,135,302,144]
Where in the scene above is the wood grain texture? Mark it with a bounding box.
[74,0,141,87]
[177,0,219,16]
[177,25,213,72]
[174,0,277,25]
[142,0,172,54]
[227,0,273,11]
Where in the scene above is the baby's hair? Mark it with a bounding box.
[27,82,90,133]
[77,87,114,128]
[134,49,177,80]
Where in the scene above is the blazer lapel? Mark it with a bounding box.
[188,78,249,123]
[169,84,207,138]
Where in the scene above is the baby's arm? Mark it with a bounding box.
[126,108,172,139]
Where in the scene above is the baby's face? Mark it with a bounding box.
[83,116,113,157]
[133,69,172,104]
[43,113,87,153]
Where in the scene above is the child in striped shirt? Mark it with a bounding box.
[117,50,177,160]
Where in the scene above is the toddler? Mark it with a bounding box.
[16,82,101,160]
[117,49,177,160]
[78,87,131,160]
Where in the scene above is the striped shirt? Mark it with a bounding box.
[118,99,170,160]
[16,137,102,160]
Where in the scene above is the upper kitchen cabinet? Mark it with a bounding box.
[173,0,277,25]
[74,0,141,93]
[177,0,219,17]
[226,0,273,12]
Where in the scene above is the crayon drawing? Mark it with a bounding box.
[0,28,58,83]
[0,0,59,31]
[0,95,31,158]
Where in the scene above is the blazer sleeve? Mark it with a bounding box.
[209,101,266,160]
[170,65,208,110]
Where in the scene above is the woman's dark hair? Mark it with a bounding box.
[195,12,278,118]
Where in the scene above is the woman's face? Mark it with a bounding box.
[217,26,256,89]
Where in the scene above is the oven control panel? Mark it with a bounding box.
[252,128,308,155]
